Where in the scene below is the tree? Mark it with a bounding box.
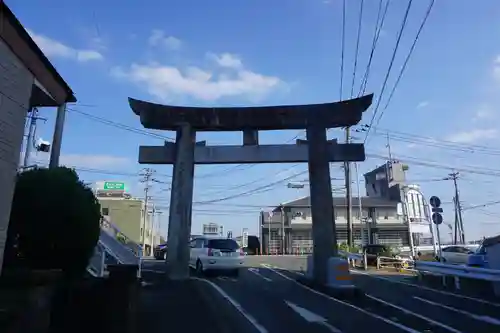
[4,167,101,280]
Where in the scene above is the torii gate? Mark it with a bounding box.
[129,94,373,285]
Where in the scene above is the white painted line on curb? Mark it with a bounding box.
[414,296,500,326]
[352,270,500,307]
[248,268,272,282]
[366,294,462,333]
[192,277,268,333]
[261,264,419,333]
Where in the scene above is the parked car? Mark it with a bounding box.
[437,245,475,264]
[362,244,395,266]
[153,243,167,260]
[189,236,244,276]
[467,243,488,268]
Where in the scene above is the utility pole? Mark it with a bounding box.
[280,205,285,254]
[354,162,364,245]
[150,204,156,251]
[23,108,47,168]
[140,168,155,255]
[445,172,465,244]
[386,132,393,162]
[344,127,353,247]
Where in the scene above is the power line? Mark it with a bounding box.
[364,0,414,144]
[358,0,391,97]
[67,107,174,141]
[350,0,365,98]
[340,0,346,100]
[376,0,436,122]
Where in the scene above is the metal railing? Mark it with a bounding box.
[87,225,143,278]
[414,260,500,282]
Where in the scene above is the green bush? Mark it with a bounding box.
[4,167,101,280]
[338,242,361,253]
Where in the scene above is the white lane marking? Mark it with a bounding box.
[351,270,500,307]
[286,300,342,333]
[248,268,272,282]
[365,294,462,333]
[260,264,419,333]
[414,296,500,326]
[192,277,268,333]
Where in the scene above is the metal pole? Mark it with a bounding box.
[142,185,149,252]
[259,211,263,255]
[452,175,465,244]
[268,213,272,255]
[401,187,415,258]
[436,223,443,262]
[49,103,67,169]
[354,162,364,245]
[344,128,353,247]
[151,205,156,251]
[23,108,36,167]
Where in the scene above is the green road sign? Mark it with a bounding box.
[103,181,125,190]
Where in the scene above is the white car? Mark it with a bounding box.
[189,236,244,276]
[438,245,476,265]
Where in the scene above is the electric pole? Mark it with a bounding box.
[344,127,353,247]
[445,172,465,244]
[140,168,156,255]
[386,133,393,162]
[23,108,47,168]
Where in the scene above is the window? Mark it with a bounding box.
[102,207,109,216]
[207,239,240,251]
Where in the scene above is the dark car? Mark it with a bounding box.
[154,243,167,260]
[362,244,395,266]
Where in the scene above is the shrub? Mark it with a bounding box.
[338,242,361,253]
[4,167,101,280]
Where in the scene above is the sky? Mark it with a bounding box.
[10,0,500,241]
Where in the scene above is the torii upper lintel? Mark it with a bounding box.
[129,94,373,131]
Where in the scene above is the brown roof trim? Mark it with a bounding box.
[0,2,76,103]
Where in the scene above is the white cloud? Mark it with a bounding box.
[446,129,498,143]
[111,53,285,102]
[26,30,104,62]
[416,101,429,109]
[206,52,243,69]
[472,105,494,122]
[148,30,181,50]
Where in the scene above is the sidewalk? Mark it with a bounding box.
[138,274,237,333]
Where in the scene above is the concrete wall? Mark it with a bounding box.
[0,38,33,272]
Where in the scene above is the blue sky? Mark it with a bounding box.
[11,0,500,241]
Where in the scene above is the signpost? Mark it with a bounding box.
[429,196,443,261]
[103,181,125,191]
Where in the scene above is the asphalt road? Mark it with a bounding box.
[140,257,500,333]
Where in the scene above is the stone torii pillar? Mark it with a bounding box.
[129,94,373,284]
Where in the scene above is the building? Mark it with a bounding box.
[202,223,222,236]
[94,181,157,255]
[260,162,434,254]
[0,3,77,274]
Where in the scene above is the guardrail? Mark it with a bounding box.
[414,260,500,282]
[339,250,414,272]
